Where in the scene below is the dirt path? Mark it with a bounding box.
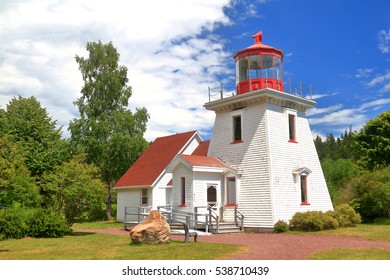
[75,228,390,260]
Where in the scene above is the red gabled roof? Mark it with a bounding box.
[180,154,230,168]
[114,131,197,188]
[191,140,210,156]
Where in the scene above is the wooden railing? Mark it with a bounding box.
[124,206,151,223]
[234,207,244,230]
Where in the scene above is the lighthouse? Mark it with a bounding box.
[205,31,333,230]
[115,30,333,233]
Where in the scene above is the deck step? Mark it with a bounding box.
[209,222,243,234]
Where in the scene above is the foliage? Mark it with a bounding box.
[272,220,289,233]
[0,205,70,240]
[321,158,357,205]
[289,211,338,231]
[354,110,390,170]
[0,134,41,207]
[41,156,106,226]
[331,204,361,227]
[5,96,69,177]
[289,205,360,232]
[69,41,149,220]
[314,126,355,161]
[28,208,72,238]
[351,166,390,222]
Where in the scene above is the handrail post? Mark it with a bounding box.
[137,207,141,223]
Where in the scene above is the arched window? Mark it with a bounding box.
[207,185,217,207]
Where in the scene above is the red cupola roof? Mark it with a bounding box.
[234,31,284,94]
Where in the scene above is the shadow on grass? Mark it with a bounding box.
[69,232,96,237]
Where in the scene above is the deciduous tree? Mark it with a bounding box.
[69,41,149,220]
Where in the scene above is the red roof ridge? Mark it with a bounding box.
[114,130,199,188]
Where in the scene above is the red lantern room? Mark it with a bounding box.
[234,31,284,94]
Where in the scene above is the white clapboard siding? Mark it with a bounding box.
[208,103,274,228]
[116,188,143,222]
[266,103,333,223]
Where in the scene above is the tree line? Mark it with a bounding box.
[314,112,390,222]
[0,41,149,238]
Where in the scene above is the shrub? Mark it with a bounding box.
[273,220,289,233]
[333,204,361,227]
[0,205,31,240]
[289,211,325,231]
[0,206,71,240]
[322,212,339,230]
[28,208,71,238]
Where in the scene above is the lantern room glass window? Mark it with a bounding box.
[236,54,283,82]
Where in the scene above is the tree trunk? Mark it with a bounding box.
[105,184,112,221]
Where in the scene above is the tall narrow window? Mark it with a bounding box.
[300,175,308,204]
[227,177,237,205]
[233,115,242,142]
[180,177,186,206]
[141,188,148,205]
[288,114,296,142]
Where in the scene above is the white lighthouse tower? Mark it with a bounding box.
[205,31,333,230]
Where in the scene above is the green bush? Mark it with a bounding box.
[290,211,339,231]
[28,208,71,238]
[290,211,324,231]
[273,220,289,233]
[322,212,339,230]
[289,205,361,232]
[332,204,361,227]
[0,206,71,240]
[351,167,390,222]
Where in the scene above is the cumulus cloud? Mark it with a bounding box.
[0,0,234,140]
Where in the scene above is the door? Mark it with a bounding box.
[226,177,237,205]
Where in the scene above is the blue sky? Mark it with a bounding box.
[1,0,389,141]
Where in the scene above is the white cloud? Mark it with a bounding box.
[306,104,343,117]
[378,28,390,53]
[355,67,374,79]
[0,0,233,140]
[367,72,390,93]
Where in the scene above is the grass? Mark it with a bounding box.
[287,224,390,242]
[287,224,390,260]
[307,248,390,260]
[71,220,123,230]
[0,232,243,260]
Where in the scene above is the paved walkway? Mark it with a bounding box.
[75,228,390,260]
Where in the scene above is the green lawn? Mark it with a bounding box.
[0,232,243,260]
[288,224,390,242]
[288,224,390,260]
[307,248,390,260]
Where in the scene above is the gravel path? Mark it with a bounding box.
[75,228,390,260]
